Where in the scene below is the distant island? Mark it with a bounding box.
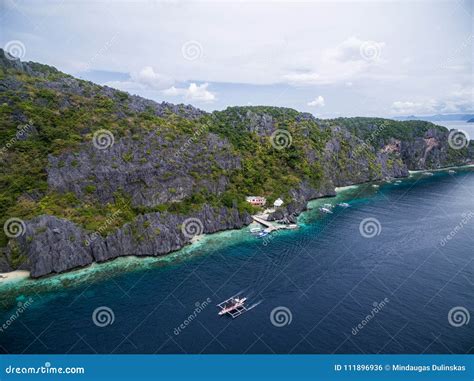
[468,118,474,123]
[394,114,474,122]
[0,49,473,279]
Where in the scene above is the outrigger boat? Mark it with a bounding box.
[250,227,263,235]
[217,295,248,318]
[320,207,333,214]
[338,202,350,208]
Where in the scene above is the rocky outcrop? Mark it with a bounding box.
[398,128,468,170]
[8,205,252,278]
[2,54,472,278]
[0,49,205,121]
[47,132,239,207]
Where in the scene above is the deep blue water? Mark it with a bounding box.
[1,168,473,354]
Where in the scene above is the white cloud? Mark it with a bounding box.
[163,83,216,103]
[5,1,472,116]
[130,66,173,90]
[282,36,387,86]
[327,36,385,63]
[307,96,325,107]
[104,66,173,95]
[391,86,473,115]
[391,101,436,115]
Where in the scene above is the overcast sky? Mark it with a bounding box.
[1,0,473,117]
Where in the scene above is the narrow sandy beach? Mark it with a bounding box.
[0,270,30,283]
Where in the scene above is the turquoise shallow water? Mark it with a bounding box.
[0,167,473,354]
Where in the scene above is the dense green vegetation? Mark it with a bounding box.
[206,106,332,204]
[321,117,446,146]
[1,58,472,248]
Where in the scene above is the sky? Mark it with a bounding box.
[1,0,473,118]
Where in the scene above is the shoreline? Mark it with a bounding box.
[0,270,30,283]
[408,163,474,175]
[1,164,472,290]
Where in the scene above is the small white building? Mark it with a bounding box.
[246,196,267,206]
[273,198,284,207]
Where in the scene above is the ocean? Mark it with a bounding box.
[0,167,473,354]
[434,120,474,139]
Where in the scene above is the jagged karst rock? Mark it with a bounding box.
[8,206,252,278]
